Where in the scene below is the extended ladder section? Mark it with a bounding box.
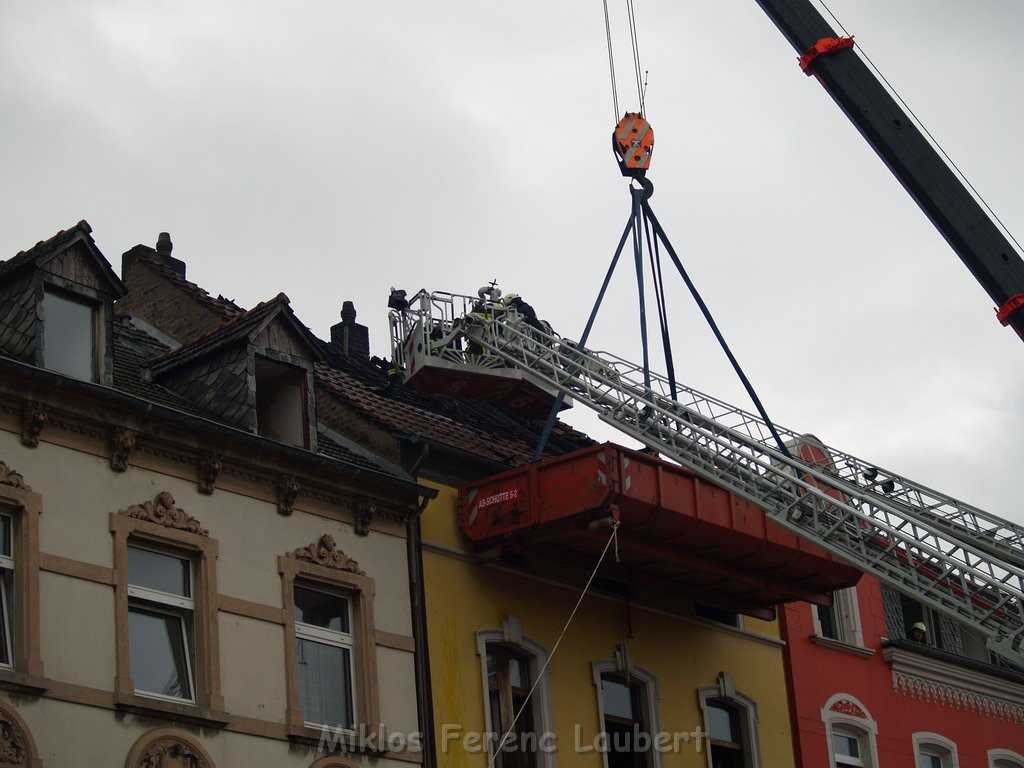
[391,294,1024,663]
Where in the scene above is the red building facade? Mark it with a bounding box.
[781,574,1024,767]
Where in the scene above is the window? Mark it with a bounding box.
[698,675,761,768]
[593,649,663,768]
[899,594,944,648]
[0,514,14,669]
[127,545,195,701]
[695,604,740,628]
[706,702,746,768]
[487,645,536,768]
[255,356,308,447]
[111,498,224,724]
[41,288,98,381]
[989,749,1024,768]
[813,587,865,647]
[125,727,215,768]
[294,584,355,729]
[0,472,44,692]
[913,733,958,768]
[833,727,866,767]
[280,535,379,743]
[600,674,647,768]
[820,694,878,768]
[477,617,555,768]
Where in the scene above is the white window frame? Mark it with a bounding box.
[0,513,14,670]
[697,672,761,768]
[832,726,867,767]
[812,587,865,647]
[126,544,196,704]
[913,733,959,768]
[475,615,556,768]
[989,749,1024,768]
[821,694,879,768]
[294,583,356,730]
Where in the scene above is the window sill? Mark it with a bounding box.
[115,692,230,729]
[811,635,875,657]
[0,670,49,697]
[287,722,388,756]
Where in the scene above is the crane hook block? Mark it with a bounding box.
[798,36,855,75]
[613,112,654,177]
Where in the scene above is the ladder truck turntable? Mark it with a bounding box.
[388,1,1024,664]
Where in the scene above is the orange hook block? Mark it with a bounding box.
[613,112,654,176]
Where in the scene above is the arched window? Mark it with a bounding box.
[593,646,663,768]
[476,616,555,768]
[0,699,40,767]
[913,732,959,768]
[124,727,214,768]
[820,694,878,768]
[697,672,761,768]
[989,749,1024,768]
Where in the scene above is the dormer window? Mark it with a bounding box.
[41,288,99,382]
[255,356,308,447]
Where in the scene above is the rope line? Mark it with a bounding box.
[485,521,621,768]
[625,0,645,114]
[602,0,620,121]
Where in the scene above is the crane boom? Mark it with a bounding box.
[390,294,1024,663]
[753,0,1024,340]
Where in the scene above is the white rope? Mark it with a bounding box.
[486,520,621,767]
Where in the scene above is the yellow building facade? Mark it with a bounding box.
[420,480,798,768]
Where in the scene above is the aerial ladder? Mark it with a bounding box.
[390,296,1024,664]
[389,1,1024,665]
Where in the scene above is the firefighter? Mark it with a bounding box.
[502,292,546,333]
[909,621,928,644]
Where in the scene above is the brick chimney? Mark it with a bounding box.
[122,232,187,280]
[331,301,370,358]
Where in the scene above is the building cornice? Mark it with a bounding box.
[883,643,1024,724]
[0,355,436,525]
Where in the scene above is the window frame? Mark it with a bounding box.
[279,549,379,745]
[697,673,761,768]
[812,587,866,648]
[593,650,664,768]
[110,511,225,726]
[293,583,357,730]
[125,543,197,704]
[989,749,1024,768]
[476,618,556,768]
[913,732,959,768]
[0,477,44,695]
[38,284,103,384]
[820,694,879,768]
[0,512,16,670]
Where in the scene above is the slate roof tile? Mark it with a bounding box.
[132,252,244,321]
[315,345,592,467]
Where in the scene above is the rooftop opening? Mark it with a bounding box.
[255,357,308,447]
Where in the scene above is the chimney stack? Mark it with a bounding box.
[331,301,370,358]
[123,231,187,280]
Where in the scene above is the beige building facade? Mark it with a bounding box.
[0,222,435,766]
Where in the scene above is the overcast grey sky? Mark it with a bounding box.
[2,1,1022,523]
